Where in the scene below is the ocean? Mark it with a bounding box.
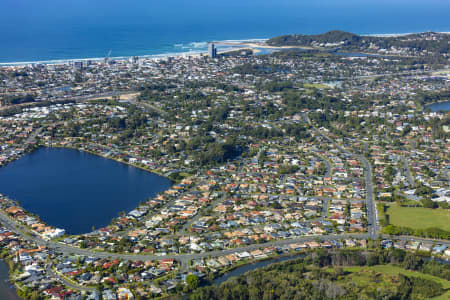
[0,0,449,63]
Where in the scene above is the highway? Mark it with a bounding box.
[0,208,374,264]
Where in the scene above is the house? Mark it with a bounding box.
[445,249,450,257]
[190,243,203,252]
[432,244,447,254]
[217,256,231,266]
[206,259,221,268]
[102,289,116,300]
[250,249,267,259]
[42,228,65,239]
[236,251,251,259]
[117,288,133,300]
[85,291,100,300]
[419,243,433,252]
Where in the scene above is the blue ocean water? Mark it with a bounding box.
[0,0,449,63]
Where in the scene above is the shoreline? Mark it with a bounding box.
[61,145,174,182]
[425,99,450,106]
[424,100,450,112]
[0,144,174,236]
[0,38,268,67]
[1,31,448,67]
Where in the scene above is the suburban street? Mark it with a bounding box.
[302,113,378,239]
[400,156,415,186]
[45,265,96,293]
[0,23,448,300]
[0,112,445,272]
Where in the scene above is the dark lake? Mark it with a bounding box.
[0,147,171,234]
[426,101,450,112]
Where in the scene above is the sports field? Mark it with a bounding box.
[386,204,450,231]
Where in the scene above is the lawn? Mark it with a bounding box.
[345,265,450,288]
[385,204,450,231]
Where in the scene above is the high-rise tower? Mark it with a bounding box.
[208,42,217,58]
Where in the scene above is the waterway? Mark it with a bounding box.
[212,253,450,287]
[426,101,450,112]
[214,254,304,286]
[0,260,23,300]
[0,147,172,234]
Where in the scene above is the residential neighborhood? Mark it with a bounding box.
[0,31,449,299]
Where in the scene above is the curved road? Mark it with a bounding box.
[45,265,96,293]
[0,112,378,266]
[0,112,412,267]
[0,207,370,264]
[0,112,448,294]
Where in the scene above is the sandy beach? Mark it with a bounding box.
[1,31,448,67]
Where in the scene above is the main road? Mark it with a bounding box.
[0,112,386,266]
[0,112,447,277]
[302,113,378,239]
[0,206,369,264]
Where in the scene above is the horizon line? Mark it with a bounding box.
[1,31,449,67]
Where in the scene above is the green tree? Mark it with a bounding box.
[421,198,437,209]
[186,274,200,291]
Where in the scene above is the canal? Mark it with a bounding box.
[214,254,304,286]
[0,260,22,300]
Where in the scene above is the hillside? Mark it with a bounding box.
[266,30,449,56]
[267,30,361,47]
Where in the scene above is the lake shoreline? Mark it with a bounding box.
[425,100,450,112]
[0,147,172,235]
[49,144,173,181]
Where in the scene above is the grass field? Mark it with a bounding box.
[345,265,450,288]
[344,265,450,299]
[386,204,450,231]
